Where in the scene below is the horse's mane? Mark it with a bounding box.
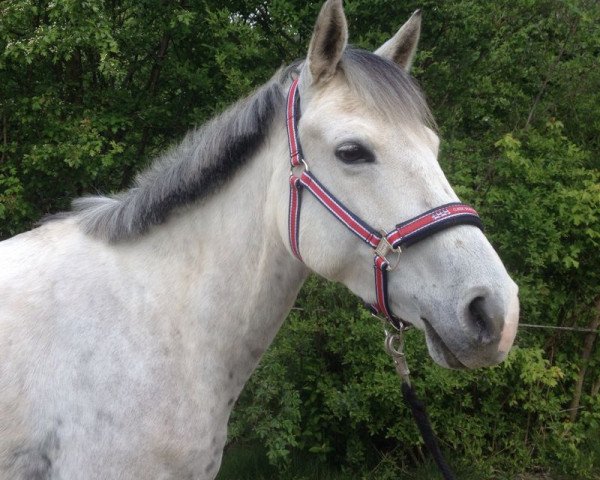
[54,48,432,243]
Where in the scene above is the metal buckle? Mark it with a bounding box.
[374,232,402,271]
[374,235,393,258]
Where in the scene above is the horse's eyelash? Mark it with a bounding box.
[335,141,376,164]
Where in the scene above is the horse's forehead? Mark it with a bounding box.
[307,81,371,118]
[304,81,439,152]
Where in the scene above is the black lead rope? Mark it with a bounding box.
[401,381,457,480]
[384,330,457,480]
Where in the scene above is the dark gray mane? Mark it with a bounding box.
[66,48,432,242]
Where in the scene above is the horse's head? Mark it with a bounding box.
[277,0,518,369]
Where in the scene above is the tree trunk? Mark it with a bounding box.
[1,112,6,163]
[524,16,579,129]
[591,376,600,398]
[568,299,600,422]
[120,34,171,189]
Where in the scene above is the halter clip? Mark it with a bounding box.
[384,329,411,385]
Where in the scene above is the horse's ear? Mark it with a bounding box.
[305,0,348,85]
[375,10,421,72]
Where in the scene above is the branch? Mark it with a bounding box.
[121,34,171,189]
[1,112,6,163]
[568,298,600,422]
[591,376,600,398]
[145,34,171,93]
[524,16,579,129]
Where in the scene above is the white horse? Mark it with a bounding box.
[0,1,519,478]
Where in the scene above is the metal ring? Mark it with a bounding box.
[290,158,309,175]
[386,249,402,271]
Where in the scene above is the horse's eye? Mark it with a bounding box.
[335,142,375,164]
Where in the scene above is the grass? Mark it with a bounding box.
[216,441,586,480]
[216,441,494,480]
[216,442,348,480]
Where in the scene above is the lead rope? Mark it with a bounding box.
[384,326,457,480]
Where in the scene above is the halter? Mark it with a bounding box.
[286,78,483,330]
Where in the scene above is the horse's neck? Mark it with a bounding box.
[127,125,307,401]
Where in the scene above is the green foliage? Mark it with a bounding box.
[0,0,285,237]
[2,0,599,478]
[230,278,598,478]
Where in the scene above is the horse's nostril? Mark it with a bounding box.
[467,296,501,345]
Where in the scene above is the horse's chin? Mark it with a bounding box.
[421,318,512,370]
[421,318,468,370]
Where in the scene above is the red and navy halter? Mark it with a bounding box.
[286,78,483,330]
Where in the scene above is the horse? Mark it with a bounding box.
[0,1,519,478]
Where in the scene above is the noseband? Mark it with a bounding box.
[286,78,483,330]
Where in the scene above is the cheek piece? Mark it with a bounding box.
[286,78,483,331]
